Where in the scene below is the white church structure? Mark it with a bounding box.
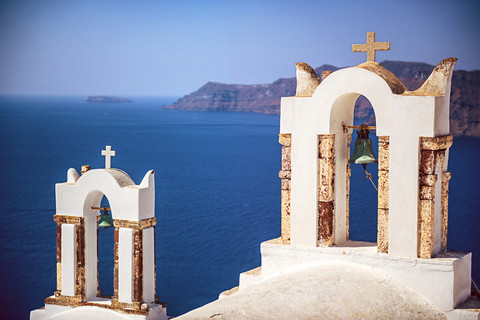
[31,146,167,319]
[176,32,480,319]
[31,33,479,319]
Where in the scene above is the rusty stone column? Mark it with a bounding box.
[112,218,156,310]
[52,215,85,302]
[133,229,143,303]
[75,222,86,298]
[377,136,390,253]
[154,228,159,304]
[441,171,451,251]
[279,133,292,244]
[96,220,101,297]
[345,133,352,241]
[113,227,119,301]
[55,223,62,292]
[417,136,452,259]
[317,134,335,246]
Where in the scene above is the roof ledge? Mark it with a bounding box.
[295,62,322,97]
[356,61,407,94]
[405,58,458,96]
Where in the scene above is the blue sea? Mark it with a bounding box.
[0,96,478,319]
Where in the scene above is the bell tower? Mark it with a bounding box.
[235,33,476,315]
[30,146,167,320]
[279,32,456,259]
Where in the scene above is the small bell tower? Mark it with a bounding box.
[31,146,167,320]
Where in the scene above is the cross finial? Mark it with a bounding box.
[352,32,390,62]
[101,145,116,169]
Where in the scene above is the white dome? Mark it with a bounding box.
[178,262,446,319]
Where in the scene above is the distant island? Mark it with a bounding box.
[164,61,480,137]
[84,96,132,103]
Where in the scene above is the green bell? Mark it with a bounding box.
[97,206,114,231]
[349,124,378,165]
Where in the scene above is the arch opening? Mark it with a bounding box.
[348,96,378,243]
[97,195,114,297]
[327,92,388,250]
[82,190,116,300]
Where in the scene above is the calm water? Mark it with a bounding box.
[0,96,478,319]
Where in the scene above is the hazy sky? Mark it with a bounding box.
[0,0,479,96]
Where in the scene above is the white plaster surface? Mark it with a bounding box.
[119,227,134,303]
[85,214,97,299]
[238,266,262,289]
[258,241,471,312]
[61,224,76,296]
[280,62,454,257]
[446,308,480,320]
[143,227,155,303]
[434,163,444,255]
[66,168,79,184]
[30,303,167,320]
[56,169,155,221]
[290,131,318,247]
[178,262,447,320]
[54,168,156,302]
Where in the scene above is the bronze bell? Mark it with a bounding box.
[94,206,114,231]
[349,124,378,166]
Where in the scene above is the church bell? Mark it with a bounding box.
[96,206,114,231]
[349,124,378,166]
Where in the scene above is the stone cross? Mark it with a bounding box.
[101,145,116,169]
[352,32,390,62]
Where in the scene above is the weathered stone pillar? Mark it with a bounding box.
[377,136,390,253]
[317,134,335,246]
[441,171,451,251]
[133,229,143,303]
[113,227,119,300]
[56,223,62,292]
[112,218,156,311]
[96,216,100,297]
[417,136,453,259]
[345,133,351,241]
[52,215,85,302]
[279,134,291,244]
[75,222,86,297]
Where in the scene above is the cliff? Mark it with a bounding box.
[164,61,480,136]
[85,96,133,103]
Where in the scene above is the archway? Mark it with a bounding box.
[97,195,114,297]
[326,89,390,252]
[347,96,378,243]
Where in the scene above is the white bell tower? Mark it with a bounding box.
[31,146,167,320]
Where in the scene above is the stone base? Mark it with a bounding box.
[240,239,472,313]
[30,298,167,320]
[239,266,262,289]
[218,286,239,299]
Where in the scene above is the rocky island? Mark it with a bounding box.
[165,61,480,136]
[84,96,133,103]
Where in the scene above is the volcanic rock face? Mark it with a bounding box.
[165,61,480,136]
[165,80,294,115]
[449,70,480,136]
